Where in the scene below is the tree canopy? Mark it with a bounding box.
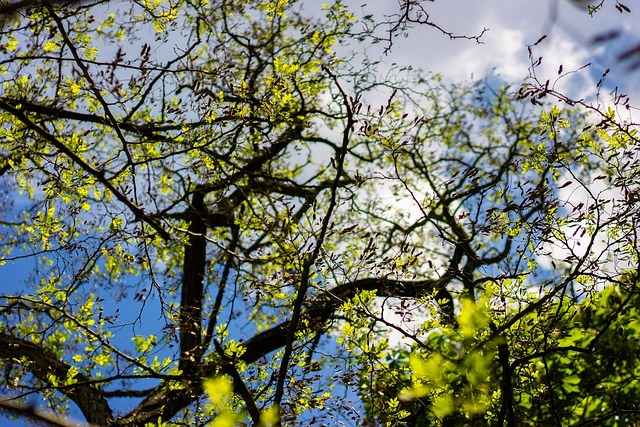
[1,0,639,426]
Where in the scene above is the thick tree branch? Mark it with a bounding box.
[0,333,113,426]
[0,96,228,137]
[241,276,451,364]
[116,276,449,426]
[214,340,261,424]
[0,399,85,427]
[496,334,515,427]
[179,190,207,373]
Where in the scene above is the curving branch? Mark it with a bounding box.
[0,332,114,426]
[0,399,85,427]
[114,275,450,426]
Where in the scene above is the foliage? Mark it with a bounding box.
[1,0,640,426]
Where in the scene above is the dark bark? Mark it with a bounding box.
[115,276,450,426]
[178,191,207,373]
[497,336,515,427]
[0,332,114,426]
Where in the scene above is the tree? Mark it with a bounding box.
[0,0,639,426]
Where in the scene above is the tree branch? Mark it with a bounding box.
[179,190,207,373]
[115,276,448,426]
[0,98,171,240]
[0,399,87,427]
[273,67,356,412]
[0,333,113,426]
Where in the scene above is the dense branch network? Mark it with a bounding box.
[1,0,640,426]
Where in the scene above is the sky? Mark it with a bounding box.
[349,0,640,100]
[1,0,639,425]
[340,0,640,345]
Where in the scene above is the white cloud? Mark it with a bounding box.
[440,26,528,82]
[347,0,640,101]
[536,169,633,288]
